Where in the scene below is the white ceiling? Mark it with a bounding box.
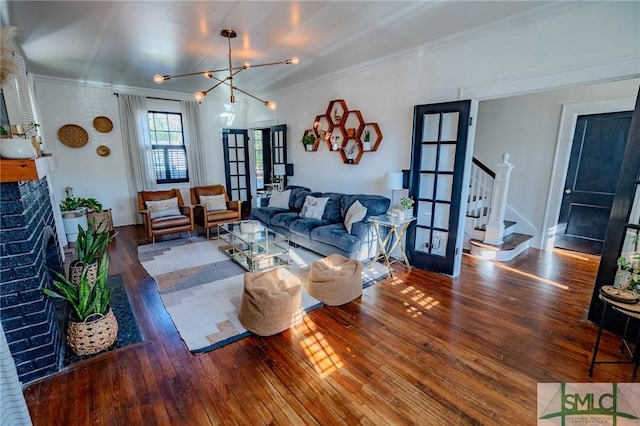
[4,1,551,98]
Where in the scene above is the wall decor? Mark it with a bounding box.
[307,99,382,165]
[58,124,89,148]
[96,145,111,157]
[93,116,113,133]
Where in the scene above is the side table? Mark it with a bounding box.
[588,292,640,377]
[368,214,417,276]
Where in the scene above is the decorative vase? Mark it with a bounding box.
[62,208,88,243]
[1,138,36,159]
[305,144,314,151]
[403,208,413,219]
[66,308,118,356]
[363,141,372,151]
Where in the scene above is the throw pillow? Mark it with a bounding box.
[343,200,368,233]
[199,194,227,212]
[268,189,291,209]
[146,197,181,219]
[299,195,329,220]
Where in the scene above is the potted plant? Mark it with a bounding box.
[43,252,118,356]
[79,197,113,234]
[301,133,316,151]
[400,196,415,219]
[617,235,640,293]
[363,129,372,151]
[69,224,116,286]
[60,186,88,243]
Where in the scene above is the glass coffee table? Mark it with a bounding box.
[217,221,290,272]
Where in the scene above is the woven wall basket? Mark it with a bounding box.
[58,124,89,148]
[66,308,118,356]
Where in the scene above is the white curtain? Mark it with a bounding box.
[118,94,156,223]
[181,100,208,187]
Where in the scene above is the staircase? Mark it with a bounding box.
[465,154,533,261]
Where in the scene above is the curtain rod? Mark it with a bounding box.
[113,93,180,102]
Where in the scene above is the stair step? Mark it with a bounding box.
[469,233,533,261]
[466,207,488,219]
[475,220,516,232]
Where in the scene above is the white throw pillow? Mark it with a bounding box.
[199,194,227,212]
[343,200,368,233]
[268,189,291,209]
[146,197,182,219]
[299,195,329,220]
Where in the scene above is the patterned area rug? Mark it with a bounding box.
[138,237,389,353]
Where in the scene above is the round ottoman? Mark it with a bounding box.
[308,254,364,306]
[239,268,302,336]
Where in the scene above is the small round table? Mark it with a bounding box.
[588,292,640,377]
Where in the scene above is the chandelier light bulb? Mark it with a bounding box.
[266,101,277,110]
[153,74,166,84]
[194,91,206,102]
[203,72,213,78]
[286,57,299,65]
[243,62,251,69]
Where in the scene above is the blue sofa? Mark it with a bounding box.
[251,186,390,260]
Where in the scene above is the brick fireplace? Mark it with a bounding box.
[0,176,64,383]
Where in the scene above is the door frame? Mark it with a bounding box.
[541,97,636,250]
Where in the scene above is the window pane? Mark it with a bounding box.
[148,111,189,183]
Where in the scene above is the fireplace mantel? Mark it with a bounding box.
[0,156,57,183]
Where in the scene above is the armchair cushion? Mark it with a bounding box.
[146,197,182,219]
[200,194,228,212]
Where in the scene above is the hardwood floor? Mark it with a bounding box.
[24,225,638,425]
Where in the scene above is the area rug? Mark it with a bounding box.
[138,237,389,353]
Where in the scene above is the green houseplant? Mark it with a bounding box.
[301,133,316,151]
[617,235,640,293]
[69,225,116,285]
[362,129,372,151]
[43,252,118,356]
[60,187,88,243]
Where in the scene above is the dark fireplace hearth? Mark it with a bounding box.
[1,177,64,383]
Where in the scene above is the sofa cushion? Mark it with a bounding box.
[268,190,291,208]
[341,194,390,219]
[251,207,289,226]
[320,192,345,223]
[271,212,304,229]
[287,186,312,209]
[300,195,329,219]
[289,218,332,238]
[311,223,361,253]
[344,200,367,233]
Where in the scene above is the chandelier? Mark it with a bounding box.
[153,29,299,110]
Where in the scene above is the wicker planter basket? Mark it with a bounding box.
[66,308,118,356]
[68,260,99,287]
[88,209,114,234]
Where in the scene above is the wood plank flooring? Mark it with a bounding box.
[23,225,638,425]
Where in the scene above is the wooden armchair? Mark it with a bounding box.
[137,189,194,243]
[190,185,242,238]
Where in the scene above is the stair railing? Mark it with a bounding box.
[468,157,495,230]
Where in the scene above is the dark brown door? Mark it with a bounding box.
[406,100,473,276]
[555,111,633,254]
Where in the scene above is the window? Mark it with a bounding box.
[148,111,189,184]
[253,129,264,190]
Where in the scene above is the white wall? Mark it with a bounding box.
[34,79,247,226]
[32,1,639,239]
[475,79,639,248]
[249,1,639,247]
